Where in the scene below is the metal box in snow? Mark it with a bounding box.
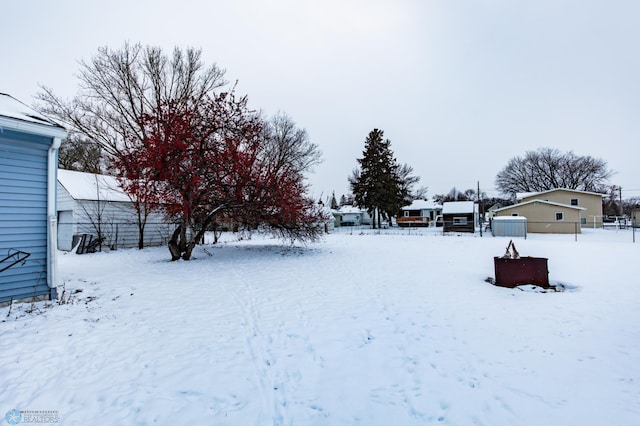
[493,256,550,288]
[492,216,527,238]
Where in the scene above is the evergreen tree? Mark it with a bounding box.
[330,192,339,210]
[349,129,400,229]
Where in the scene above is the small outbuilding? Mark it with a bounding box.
[57,169,173,250]
[491,216,527,238]
[631,208,640,228]
[1,93,66,304]
[442,201,476,233]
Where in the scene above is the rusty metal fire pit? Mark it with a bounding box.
[493,240,550,288]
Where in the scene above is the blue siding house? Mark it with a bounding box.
[0,93,66,304]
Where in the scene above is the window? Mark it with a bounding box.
[571,198,578,206]
[511,213,519,216]
[555,212,564,221]
[581,218,586,225]
[404,211,409,217]
[453,217,468,226]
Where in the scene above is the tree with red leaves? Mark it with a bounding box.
[114,90,326,260]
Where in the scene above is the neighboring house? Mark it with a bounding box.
[331,206,374,227]
[517,189,604,228]
[332,206,363,227]
[57,169,173,250]
[486,203,505,219]
[397,200,442,227]
[442,201,476,233]
[493,199,586,234]
[0,93,66,304]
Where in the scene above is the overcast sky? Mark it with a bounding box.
[3,0,639,200]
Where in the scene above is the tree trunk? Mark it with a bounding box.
[138,225,144,250]
[168,224,182,261]
[168,205,228,261]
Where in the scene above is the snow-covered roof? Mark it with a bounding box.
[516,192,539,200]
[494,199,586,212]
[493,216,527,221]
[58,169,131,202]
[0,93,66,138]
[517,188,604,200]
[401,200,442,211]
[335,206,364,214]
[442,201,475,214]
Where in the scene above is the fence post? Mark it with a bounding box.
[575,222,578,242]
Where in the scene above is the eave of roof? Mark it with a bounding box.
[494,199,586,212]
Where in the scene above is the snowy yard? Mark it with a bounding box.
[1,228,639,425]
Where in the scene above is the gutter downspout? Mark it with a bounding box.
[47,137,62,296]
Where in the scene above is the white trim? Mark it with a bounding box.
[494,199,586,213]
[0,116,67,139]
[517,188,604,200]
[47,137,63,289]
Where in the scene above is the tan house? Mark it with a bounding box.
[517,189,604,228]
[493,200,586,234]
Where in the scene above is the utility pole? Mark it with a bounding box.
[478,181,482,237]
[619,186,623,217]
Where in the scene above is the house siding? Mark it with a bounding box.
[0,130,51,303]
[495,203,582,234]
[520,190,602,228]
[443,213,475,233]
[56,183,173,250]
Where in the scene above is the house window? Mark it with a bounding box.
[453,217,468,226]
[404,211,409,217]
[511,213,519,216]
[555,212,564,221]
[581,218,586,225]
[571,198,578,206]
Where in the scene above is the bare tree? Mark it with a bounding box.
[37,42,226,249]
[37,42,226,157]
[261,112,322,175]
[496,147,613,196]
[396,163,427,204]
[58,134,104,173]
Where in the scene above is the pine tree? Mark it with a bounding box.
[330,192,339,210]
[349,129,400,228]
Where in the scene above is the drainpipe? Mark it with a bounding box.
[47,137,62,295]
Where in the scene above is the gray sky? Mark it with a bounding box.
[3,0,639,200]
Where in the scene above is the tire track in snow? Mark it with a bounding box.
[228,267,283,425]
[227,247,323,425]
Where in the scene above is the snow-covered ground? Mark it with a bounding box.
[1,227,639,425]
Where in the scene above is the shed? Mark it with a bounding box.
[631,208,640,228]
[0,93,66,304]
[442,201,476,233]
[491,216,527,238]
[57,169,173,250]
